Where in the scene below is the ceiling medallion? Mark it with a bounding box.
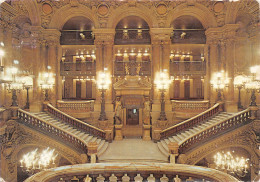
[42,3,53,15]
[97,4,109,16]
[156,3,167,16]
[213,1,225,13]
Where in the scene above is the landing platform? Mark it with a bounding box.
[98,139,168,163]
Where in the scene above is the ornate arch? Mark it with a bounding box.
[22,0,41,26]
[48,4,98,30]
[165,3,218,29]
[107,4,158,29]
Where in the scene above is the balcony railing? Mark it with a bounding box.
[171,30,206,44]
[114,61,151,76]
[57,100,94,113]
[60,30,94,45]
[115,29,151,45]
[170,61,206,76]
[60,61,96,76]
[25,163,238,182]
[172,100,209,112]
[179,109,252,153]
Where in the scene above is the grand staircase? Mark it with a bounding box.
[33,112,109,157]
[157,112,234,156]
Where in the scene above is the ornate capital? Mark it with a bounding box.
[93,28,115,44]
[150,28,173,42]
[43,29,61,47]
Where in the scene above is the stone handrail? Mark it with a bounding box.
[172,100,209,111]
[160,103,221,140]
[47,104,106,139]
[179,108,251,153]
[57,100,94,113]
[25,163,238,182]
[17,109,88,154]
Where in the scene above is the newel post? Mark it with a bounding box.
[87,142,98,163]
[168,142,179,164]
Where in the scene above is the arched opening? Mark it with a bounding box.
[171,15,205,44]
[170,16,206,101]
[60,16,94,45]
[114,16,151,45]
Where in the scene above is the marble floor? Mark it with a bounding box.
[98,139,168,163]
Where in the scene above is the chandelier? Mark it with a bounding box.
[213,151,249,177]
[20,147,58,174]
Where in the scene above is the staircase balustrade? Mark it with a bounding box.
[24,163,238,182]
[179,109,251,153]
[47,104,106,139]
[160,103,221,140]
[172,100,209,111]
[17,109,88,153]
[57,100,94,113]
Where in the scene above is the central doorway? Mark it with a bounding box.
[126,108,139,125]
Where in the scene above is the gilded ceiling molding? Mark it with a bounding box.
[165,2,218,29]
[48,4,99,30]
[107,3,158,29]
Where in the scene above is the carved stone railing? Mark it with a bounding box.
[60,30,94,45]
[160,103,221,140]
[172,100,209,112]
[179,109,252,154]
[170,61,206,76]
[60,61,96,76]
[25,163,238,182]
[17,109,88,154]
[47,104,106,139]
[57,100,94,113]
[115,29,151,45]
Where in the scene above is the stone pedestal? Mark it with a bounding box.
[104,127,113,142]
[87,142,98,163]
[249,106,258,119]
[10,106,18,120]
[152,127,162,141]
[43,101,49,112]
[168,142,179,164]
[114,124,123,140]
[142,124,151,141]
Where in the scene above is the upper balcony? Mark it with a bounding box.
[60,61,96,76]
[114,29,151,45]
[171,30,206,44]
[60,30,94,45]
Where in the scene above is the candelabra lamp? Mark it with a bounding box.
[245,65,260,107]
[4,66,23,107]
[20,147,58,175]
[38,72,55,101]
[234,75,248,110]
[22,76,33,109]
[97,69,111,121]
[154,70,171,121]
[210,70,230,102]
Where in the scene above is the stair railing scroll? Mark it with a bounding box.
[179,108,252,154]
[17,109,88,154]
[46,104,106,140]
[160,103,221,140]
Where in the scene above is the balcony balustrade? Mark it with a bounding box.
[25,163,238,182]
[60,61,96,76]
[171,30,206,44]
[60,31,94,45]
[170,61,206,76]
[114,60,151,76]
[115,29,151,45]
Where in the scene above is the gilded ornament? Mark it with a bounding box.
[213,1,224,13]
[156,4,167,16]
[97,4,109,16]
[42,3,53,15]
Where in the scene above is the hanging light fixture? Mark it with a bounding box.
[214,151,249,177]
[20,147,58,174]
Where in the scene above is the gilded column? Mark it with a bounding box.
[45,29,61,106]
[93,29,115,122]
